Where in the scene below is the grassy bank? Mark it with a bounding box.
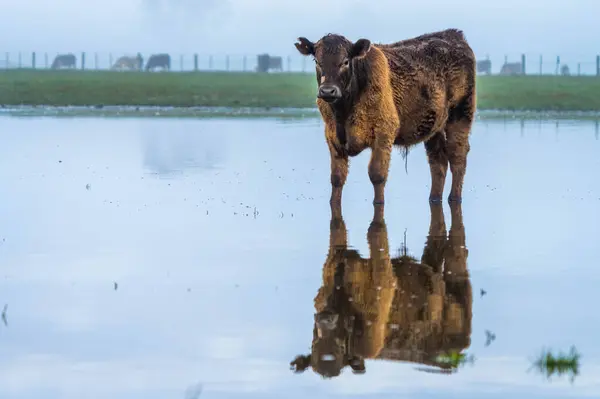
[1,70,600,111]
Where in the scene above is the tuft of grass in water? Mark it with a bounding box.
[434,350,475,371]
[530,346,581,383]
[2,70,600,111]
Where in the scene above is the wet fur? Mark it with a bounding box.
[294,29,476,204]
[289,203,472,377]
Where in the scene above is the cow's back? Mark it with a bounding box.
[375,30,475,133]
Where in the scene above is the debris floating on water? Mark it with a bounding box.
[1,304,7,326]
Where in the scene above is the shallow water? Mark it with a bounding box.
[0,116,599,398]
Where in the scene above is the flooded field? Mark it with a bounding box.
[0,116,599,398]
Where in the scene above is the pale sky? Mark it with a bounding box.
[1,0,599,61]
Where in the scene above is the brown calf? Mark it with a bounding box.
[294,29,476,205]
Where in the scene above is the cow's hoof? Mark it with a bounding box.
[448,196,462,204]
[429,196,443,204]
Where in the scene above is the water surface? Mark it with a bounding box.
[0,116,599,398]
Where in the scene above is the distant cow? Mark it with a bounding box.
[476,59,491,75]
[256,54,284,72]
[51,53,76,69]
[145,53,170,71]
[560,64,570,76]
[499,62,523,75]
[112,53,143,71]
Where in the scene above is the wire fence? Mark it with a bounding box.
[0,51,599,76]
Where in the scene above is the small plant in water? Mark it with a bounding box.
[530,346,580,383]
[434,350,475,371]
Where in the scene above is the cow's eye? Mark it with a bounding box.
[341,59,350,67]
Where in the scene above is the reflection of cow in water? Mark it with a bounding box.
[51,53,76,69]
[112,53,143,71]
[500,62,523,75]
[145,53,171,71]
[476,59,491,75]
[290,203,472,377]
[256,54,284,72]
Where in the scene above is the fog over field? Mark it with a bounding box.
[2,0,599,58]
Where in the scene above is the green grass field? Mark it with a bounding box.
[1,69,600,111]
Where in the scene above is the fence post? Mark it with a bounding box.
[555,56,560,75]
[521,54,526,74]
[45,53,48,68]
[226,55,229,71]
[596,55,599,76]
[81,52,86,70]
[243,55,247,71]
[209,55,213,70]
[32,52,36,69]
[194,54,198,71]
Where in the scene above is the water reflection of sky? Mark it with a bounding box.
[0,116,598,398]
[141,119,225,176]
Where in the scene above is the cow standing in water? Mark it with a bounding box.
[294,29,476,206]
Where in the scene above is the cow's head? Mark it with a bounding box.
[289,309,367,378]
[294,34,372,104]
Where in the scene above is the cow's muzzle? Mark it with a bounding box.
[315,311,339,332]
[318,85,342,103]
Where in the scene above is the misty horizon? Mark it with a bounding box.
[1,0,599,61]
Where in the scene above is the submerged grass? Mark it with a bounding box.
[530,346,581,382]
[1,70,600,111]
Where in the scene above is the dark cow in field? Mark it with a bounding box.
[145,53,170,71]
[476,59,491,75]
[51,53,76,69]
[112,53,143,71]
[294,29,476,206]
[290,202,472,377]
[499,62,522,75]
[256,54,284,72]
[269,56,283,71]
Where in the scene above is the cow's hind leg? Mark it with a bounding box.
[445,93,475,203]
[424,132,448,203]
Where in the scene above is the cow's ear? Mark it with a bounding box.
[295,37,315,56]
[290,355,311,372]
[350,39,371,59]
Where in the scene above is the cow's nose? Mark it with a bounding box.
[318,85,341,100]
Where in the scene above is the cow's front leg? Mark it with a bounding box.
[329,147,349,207]
[368,136,392,206]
